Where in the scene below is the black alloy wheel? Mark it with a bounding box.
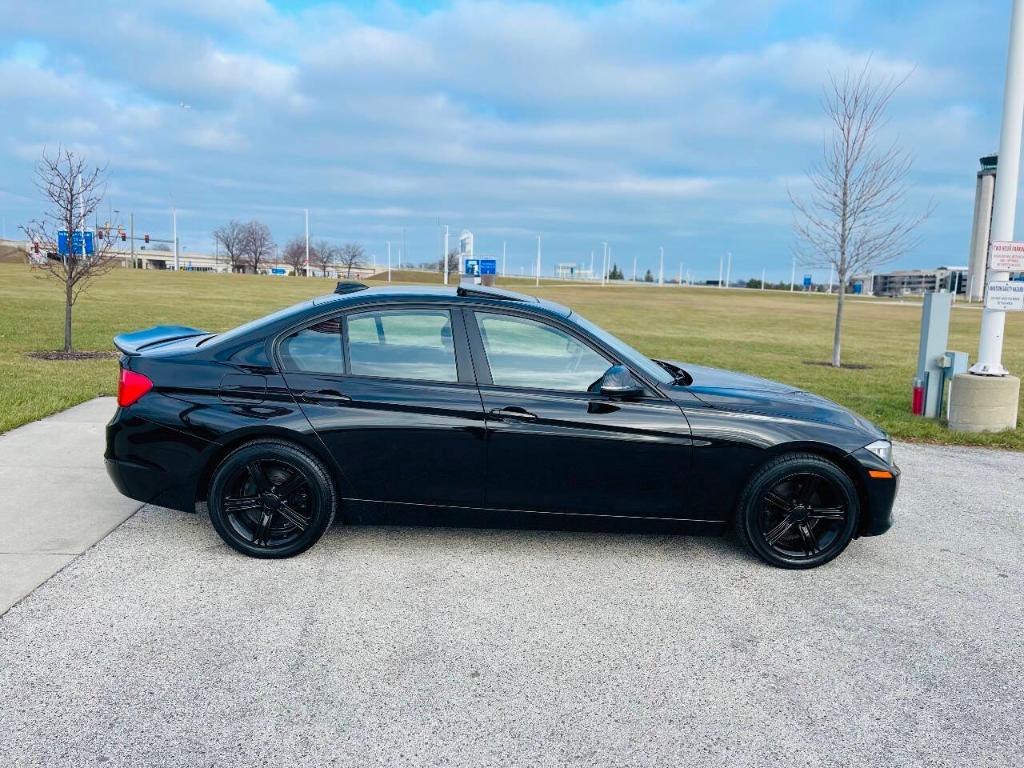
[208,440,336,558]
[736,453,860,569]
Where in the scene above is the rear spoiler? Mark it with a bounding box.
[113,325,208,356]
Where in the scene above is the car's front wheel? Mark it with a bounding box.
[735,453,860,569]
[208,440,336,558]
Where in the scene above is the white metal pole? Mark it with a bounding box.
[502,241,507,278]
[590,250,594,279]
[718,254,723,288]
[172,207,178,271]
[601,242,607,286]
[828,265,834,294]
[677,262,682,285]
[79,174,85,263]
[762,267,766,291]
[658,246,664,285]
[790,255,796,292]
[304,208,309,278]
[387,241,392,283]
[631,255,637,282]
[443,225,449,285]
[973,0,1024,375]
[535,235,541,287]
[725,251,731,288]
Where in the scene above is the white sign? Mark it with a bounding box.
[989,241,1024,271]
[985,280,1024,311]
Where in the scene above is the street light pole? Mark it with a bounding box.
[973,0,1024,376]
[304,208,309,278]
[790,255,796,292]
[601,242,607,286]
[535,235,541,288]
[948,0,1023,431]
[726,251,732,288]
[443,225,449,285]
[172,207,179,271]
[658,246,664,286]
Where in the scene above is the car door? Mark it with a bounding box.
[276,306,487,507]
[466,308,692,518]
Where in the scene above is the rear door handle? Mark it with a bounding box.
[301,389,352,404]
[489,406,537,420]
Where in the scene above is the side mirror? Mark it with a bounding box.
[599,365,643,399]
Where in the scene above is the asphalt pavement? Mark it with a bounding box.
[1,440,1021,767]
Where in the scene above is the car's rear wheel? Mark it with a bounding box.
[735,453,859,569]
[208,440,336,558]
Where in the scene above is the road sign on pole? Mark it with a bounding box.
[985,280,1024,310]
[57,230,94,256]
[989,240,1024,271]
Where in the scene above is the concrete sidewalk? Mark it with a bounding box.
[0,397,140,615]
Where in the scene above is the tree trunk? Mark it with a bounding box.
[831,282,845,367]
[64,282,73,353]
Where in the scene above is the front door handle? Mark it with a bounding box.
[489,406,537,420]
[301,389,352,404]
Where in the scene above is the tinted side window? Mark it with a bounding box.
[475,312,609,391]
[347,310,457,382]
[279,318,344,375]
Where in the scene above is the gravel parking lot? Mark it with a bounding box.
[1,441,1022,768]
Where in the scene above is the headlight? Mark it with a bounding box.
[864,439,893,465]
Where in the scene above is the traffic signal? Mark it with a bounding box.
[97,229,104,239]
[121,231,126,241]
[144,234,150,243]
[33,242,40,254]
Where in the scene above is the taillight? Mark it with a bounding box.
[118,368,153,407]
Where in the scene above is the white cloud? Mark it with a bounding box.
[0,0,1002,279]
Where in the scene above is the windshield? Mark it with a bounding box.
[570,312,674,385]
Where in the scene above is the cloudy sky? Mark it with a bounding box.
[0,0,1013,280]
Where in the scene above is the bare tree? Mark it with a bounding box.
[21,147,117,353]
[790,64,932,367]
[338,242,365,278]
[213,220,248,272]
[242,220,275,274]
[281,237,308,276]
[313,239,335,277]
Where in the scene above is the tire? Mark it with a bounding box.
[735,453,860,569]
[207,439,336,559]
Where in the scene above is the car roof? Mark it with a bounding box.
[311,283,572,318]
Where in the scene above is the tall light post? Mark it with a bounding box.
[658,246,664,286]
[761,266,766,291]
[601,242,608,287]
[304,208,309,278]
[790,255,796,292]
[949,0,1023,431]
[535,235,542,288]
[387,241,392,283]
[443,225,449,285]
[172,207,178,272]
[589,249,594,279]
[725,251,732,288]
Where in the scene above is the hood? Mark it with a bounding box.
[663,361,884,437]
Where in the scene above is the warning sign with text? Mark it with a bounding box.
[989,241,1024,271]
[985,280,1024,311]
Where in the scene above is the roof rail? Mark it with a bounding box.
[455,284,533,302]
[334,280,369,295]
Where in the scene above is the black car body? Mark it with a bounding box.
[106,283,898,567]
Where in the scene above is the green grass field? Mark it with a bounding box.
[2,262,1022,448]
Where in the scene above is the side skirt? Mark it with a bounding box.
[340,498,728,536]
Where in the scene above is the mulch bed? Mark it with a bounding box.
[25,350,118,361]
[802,360,873,370]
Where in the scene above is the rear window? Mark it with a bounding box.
[347,309,457,382]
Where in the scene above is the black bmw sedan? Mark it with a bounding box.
[105,283,898,568]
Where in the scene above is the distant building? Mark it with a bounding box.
[556,262,578,279]
[851,266,968,297]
